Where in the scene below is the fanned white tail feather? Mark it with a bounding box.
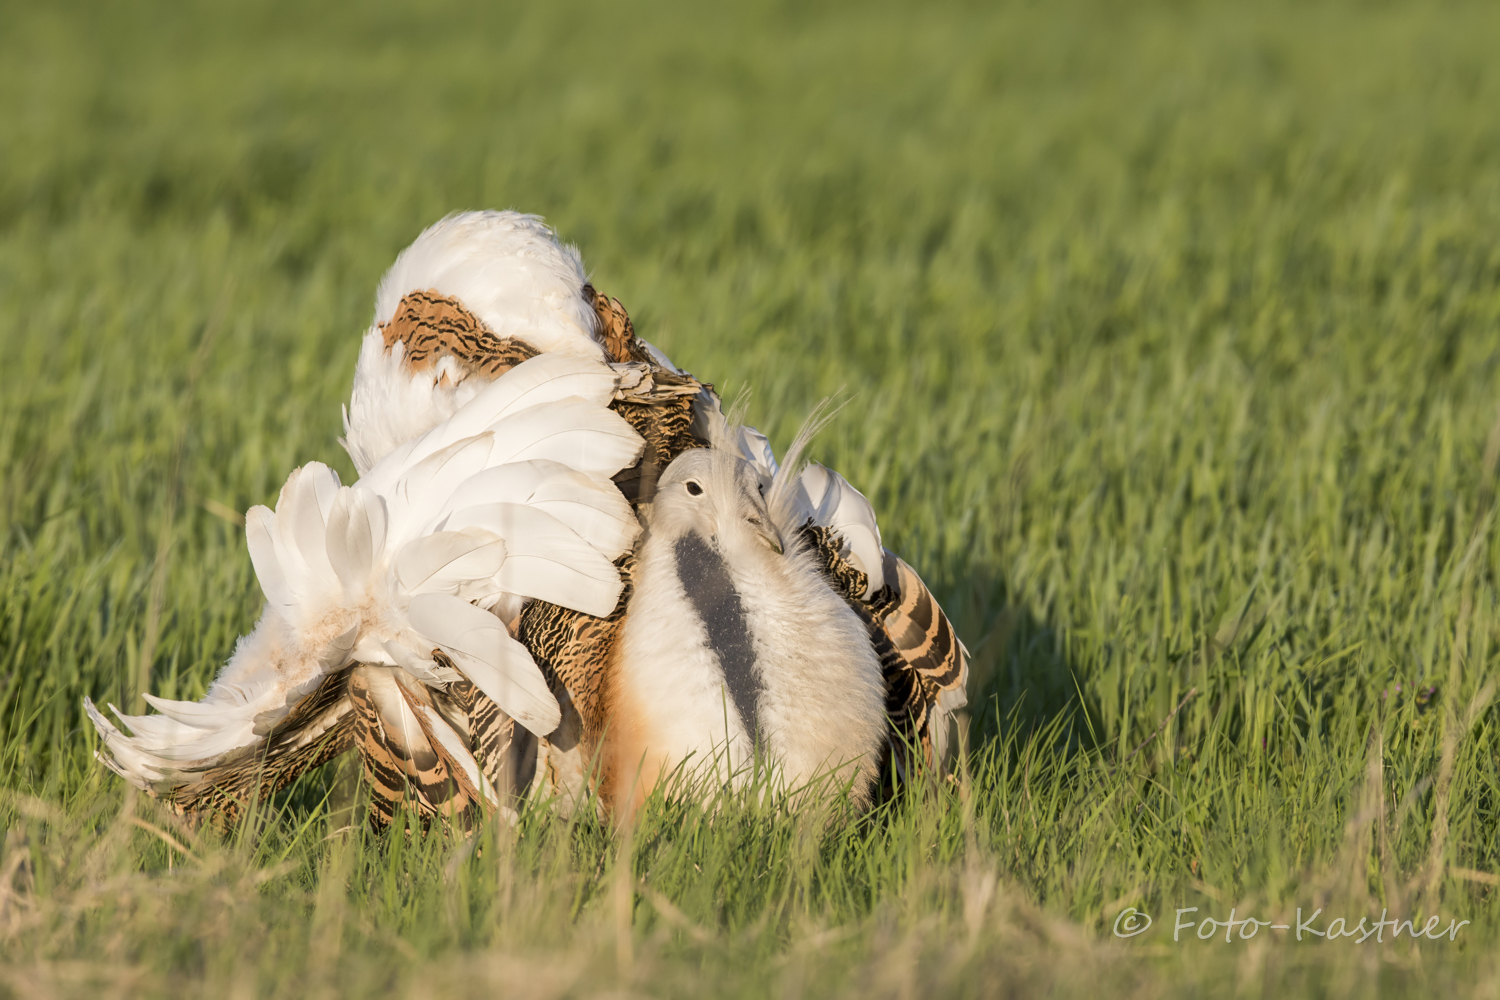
[88,353,643,788]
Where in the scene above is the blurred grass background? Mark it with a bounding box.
[3,0,1500,995]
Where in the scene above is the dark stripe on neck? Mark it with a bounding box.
[674,532,761,739]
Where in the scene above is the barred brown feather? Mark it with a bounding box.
[871,553,967,693]
[799,524,968,784]
[348,666,487,827]
[514,551,635,802]
[147,667,357,828]
[379,289,540,379]
[584,283,651,364]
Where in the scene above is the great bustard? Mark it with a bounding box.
[86,210,968,827]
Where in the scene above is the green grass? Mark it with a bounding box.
[3,0,1500,995]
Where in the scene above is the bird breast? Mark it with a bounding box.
[609,528,887,810]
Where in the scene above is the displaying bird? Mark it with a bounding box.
[86,210,968,828]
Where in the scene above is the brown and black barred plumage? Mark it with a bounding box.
[379,288,540,379]
[583,283,651,364]
[342,285,706,826]
[347,666,497,828]
[800,524,969,786]
[131,667,357,829]
[512,551,637,804]
[96,210,967,830]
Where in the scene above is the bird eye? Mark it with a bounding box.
[685,481,704,496]
[758,483,765,497]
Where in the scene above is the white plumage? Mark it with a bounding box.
[608,445,888,811]
[88,352,643,790]
[86,208,969,824]
[343,211,604,475]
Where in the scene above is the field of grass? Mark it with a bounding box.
[3,0,1500,995]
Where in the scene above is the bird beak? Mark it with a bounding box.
[749,517,783,554]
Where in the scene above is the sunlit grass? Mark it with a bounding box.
[2,0,1500,995]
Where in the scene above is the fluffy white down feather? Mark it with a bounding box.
[343,210,605,475]
[88,353,643,788]
[342,210,686,477]
[611,447,887,804]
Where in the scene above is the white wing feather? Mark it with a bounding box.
[245,506,292,611]
[89,351,642,788]
[444,502,624,616]
[407,593,561,736]
[480,400,642,478]
[437,460,638,557]
[325,487,385,596]
[392,532,508,599]
[361,353,620,494]
[381,435,500,541]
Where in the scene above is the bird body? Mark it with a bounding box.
[607,448,887,813]
[85,210,967,829]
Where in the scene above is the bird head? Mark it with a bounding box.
[652,448,784,557]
